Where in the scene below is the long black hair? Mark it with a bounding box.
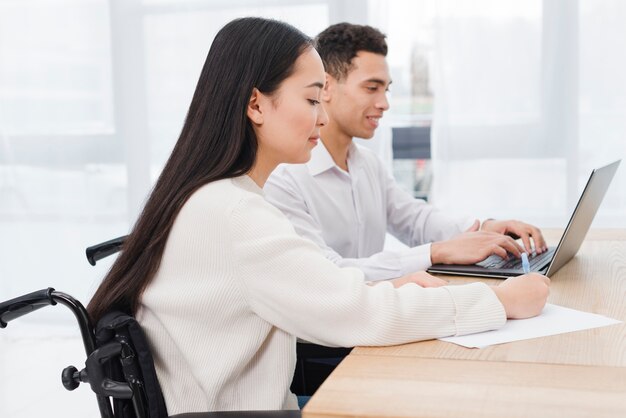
[88,17,313,323]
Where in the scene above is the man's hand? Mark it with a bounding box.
[491,273,550,319]
[481,219,547,254]
[386,271,448,288]
[430,231,524,265]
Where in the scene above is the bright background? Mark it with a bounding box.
[1,1,625,417]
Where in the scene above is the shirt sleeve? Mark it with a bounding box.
[228,193,506,348]
[265,170,435,281]
[382,163,474,249]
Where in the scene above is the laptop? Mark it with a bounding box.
[427,160,621,279]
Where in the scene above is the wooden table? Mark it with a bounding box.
[303,229,626,418]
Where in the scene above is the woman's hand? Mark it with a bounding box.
[492,273,550,319]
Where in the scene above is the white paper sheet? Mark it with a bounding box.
[439,303,622,349]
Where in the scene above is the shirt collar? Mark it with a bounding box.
[306,139,362,176]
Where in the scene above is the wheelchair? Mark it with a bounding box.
[0,235,351,417]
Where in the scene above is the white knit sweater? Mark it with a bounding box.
[137,175,506,414]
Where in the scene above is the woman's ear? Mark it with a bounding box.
[247,88,264,125]
[321,73,334,102]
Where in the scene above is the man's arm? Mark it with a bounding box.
[382,164,474,246]
[264,169,439,281]
[380,162,531,264]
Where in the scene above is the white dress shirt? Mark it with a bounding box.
[265,140,474,281]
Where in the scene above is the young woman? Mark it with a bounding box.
[87,17,550,414]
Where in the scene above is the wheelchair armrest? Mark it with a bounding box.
[0,287,56,328]
[86,235,127,265]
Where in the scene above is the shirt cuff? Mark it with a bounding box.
[480,218,495,230]
[442,282,506,336]
[399,243,433,275]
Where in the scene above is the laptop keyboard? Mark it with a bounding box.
[477,248,555,270]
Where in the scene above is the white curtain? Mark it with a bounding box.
[430,0,626,227]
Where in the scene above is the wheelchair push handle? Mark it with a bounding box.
[86,235,126,266]
[0,287,56,328]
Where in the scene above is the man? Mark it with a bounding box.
[265,23,547,282]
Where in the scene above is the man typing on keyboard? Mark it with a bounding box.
[264,23,547,284]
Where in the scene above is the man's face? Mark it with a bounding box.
[322,51,391,140]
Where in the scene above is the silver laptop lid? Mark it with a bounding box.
[545,160,621,276]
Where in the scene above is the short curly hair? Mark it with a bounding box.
[315,23,387,81]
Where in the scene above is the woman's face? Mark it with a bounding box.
[249,48,328,167]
